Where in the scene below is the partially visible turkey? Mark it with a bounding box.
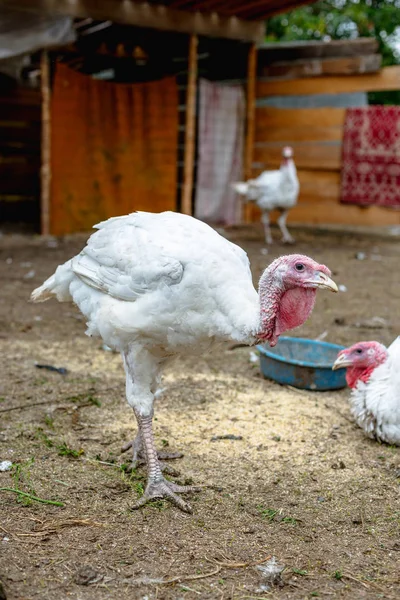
[333,338,400,445]
[32,211,337,512]
[233,146,299,245]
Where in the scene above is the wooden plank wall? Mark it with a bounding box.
[0,85,41,229]
[253,65,400,227]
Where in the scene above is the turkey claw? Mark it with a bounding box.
[281,236,295,245]
[130,478,202,513]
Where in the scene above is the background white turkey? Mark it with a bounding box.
[31,211,337,512]
[233,146,299,245]
[333,337,400,445]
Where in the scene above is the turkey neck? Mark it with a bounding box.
[281,158,296,177]
[255,266,284,345]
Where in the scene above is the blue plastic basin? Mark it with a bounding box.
[256,336,347,391]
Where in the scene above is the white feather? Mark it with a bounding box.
[31,211,260,355]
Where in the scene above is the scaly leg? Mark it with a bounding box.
[131,413,201,513]
[261,211,273,245]
[121,430,183,475]
[123,347,201,513]
[277,209,294,244]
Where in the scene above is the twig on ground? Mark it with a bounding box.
[162,566,221,584]
[0,487,64,507]
[206,554,272,569]
[15,518,104,537]
[0,400,59,413]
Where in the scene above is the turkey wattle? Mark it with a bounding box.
[233,146,299,245]
[333,337,400,445]
[31,211,337,512]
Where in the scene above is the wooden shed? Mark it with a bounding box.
[0,0,313,235]
[251,38,400,228]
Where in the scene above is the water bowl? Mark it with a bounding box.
[256,336,347,391]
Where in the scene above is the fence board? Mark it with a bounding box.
[254,143,342,171]
[255,126,343,143]
[255,106,346,129]
[257,65,400,97]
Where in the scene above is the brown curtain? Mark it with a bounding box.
[50,63,178,235]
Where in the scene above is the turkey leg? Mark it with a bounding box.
[121,430,183,475]
[277,209,294,244]
[261,211,273,245]
[130,412,201,513]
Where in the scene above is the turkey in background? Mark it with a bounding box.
[233,146,299,246]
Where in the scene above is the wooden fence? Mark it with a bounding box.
[252,65,400,227]
[0,85,41,229]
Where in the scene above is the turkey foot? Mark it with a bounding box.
[130,476,201,513]
[277,210,295,245]
[130,413,202,512]
[121,436,183,475]
[281,234,295,245]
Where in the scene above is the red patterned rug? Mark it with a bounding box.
[340,105,400,207]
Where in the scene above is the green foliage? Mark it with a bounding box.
[57,442,84,458]
[257,506,278,520]
[293,568,308,575]
[266,0,400,63]
[333,569,343,580]
[266,0,400,105]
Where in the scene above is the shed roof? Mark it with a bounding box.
[149,0,313,21]
[0,0,315,42]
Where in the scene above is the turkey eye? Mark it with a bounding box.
[295,263,305,272]
[356,349,363,354]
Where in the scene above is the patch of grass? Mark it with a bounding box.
[147,499,167,510]
[282,516,298,525]
[133,482,144,496]
[8,458,37,506]
[293,568,308,576]
[257,506,278,521]
[66,393,101,407]
[44,415,54,429]
[35,428,54,448]
[161,439,169,447]
[333,570,343,580]
[57,442,84,458]
[0,397,5,403]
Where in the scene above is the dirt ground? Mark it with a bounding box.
[0,224,399,600]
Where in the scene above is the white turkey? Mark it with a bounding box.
[333,337,400,445]
[233,146,299,245]
[31,211,337,512]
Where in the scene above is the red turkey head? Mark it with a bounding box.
[258,254,337,347]
[332,341,388,388]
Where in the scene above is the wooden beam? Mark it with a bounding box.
[2,0,265,42]
[260,54,382,80]
[243,43,257,223]
[257,65,400,97]
[258,38,379,62]
[181,34,198,216]
[40,50,51,236]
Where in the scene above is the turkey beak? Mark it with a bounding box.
[313,271,338,293]
[332,354,351,370]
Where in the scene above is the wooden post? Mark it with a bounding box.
[243,43,257,223]
[181,34,198,216]
[40,50,51,235]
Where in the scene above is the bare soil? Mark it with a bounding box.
[0,225,399,600]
